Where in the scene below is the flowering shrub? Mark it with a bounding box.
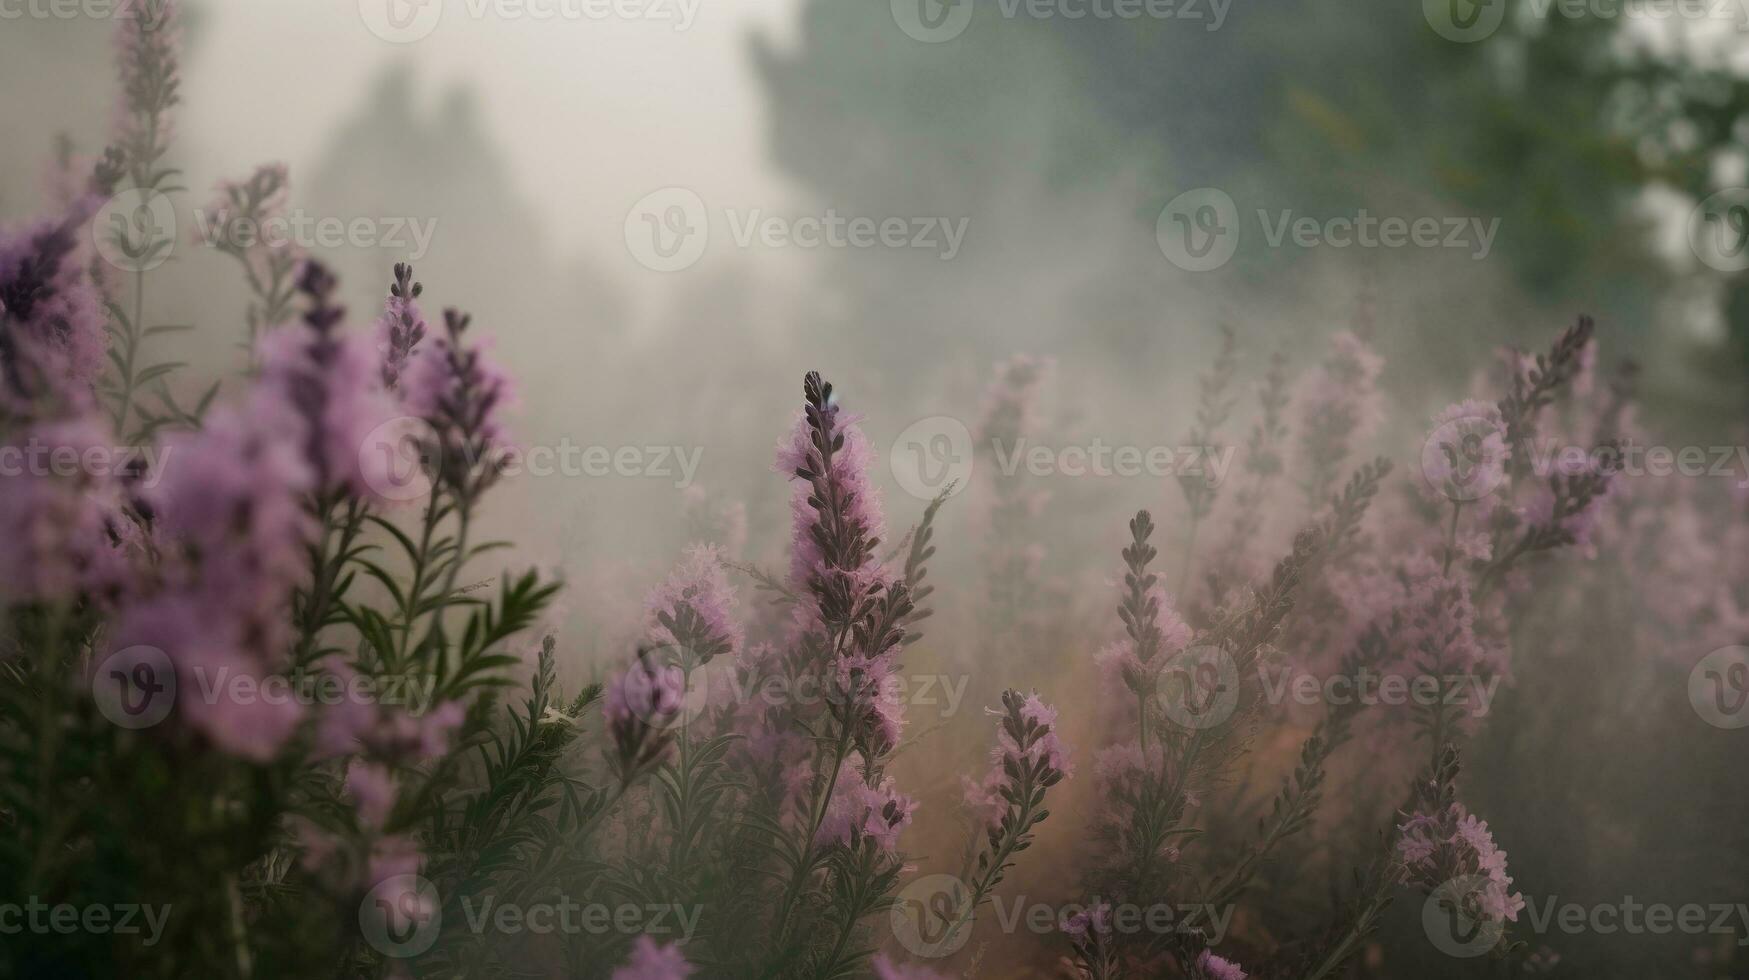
[2,8,1743,980]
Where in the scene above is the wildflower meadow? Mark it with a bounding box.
[1,3,1746,979]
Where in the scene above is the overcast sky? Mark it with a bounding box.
[174,0,803,264]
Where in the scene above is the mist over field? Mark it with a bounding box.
[1,1,1747,977]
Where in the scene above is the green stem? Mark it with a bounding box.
[768,724,853,967]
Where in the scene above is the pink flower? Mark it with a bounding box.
[256,319,401,501]
[374,264,428,392]
[645,543,742,664]
[1194,949,1248,980]
[0,196,110,415]
[610,936,694,980]
[1420,400,1511,509]
[395,308,517,501]
[814,758,916,854]
[0,415,137,603]
[1397,801,1524,924]
[1062,902,1112,941]
[346,761,397,829]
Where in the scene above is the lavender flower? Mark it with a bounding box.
[0,188,113,417]
[255,260,401,500]
[1293,330,1383,510]
[645,543,743,665]
[1192,949,1248,980]
[399,307,516,502]
[375,263,428,392]
[104,390,316,759]
[1398,799,1525,924]
[813,756,916,854]
[774,371,888,603]
[604,650,682,783]
[112,0,181,184]
[0,415,137,604]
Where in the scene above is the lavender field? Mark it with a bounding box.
[1,1,1747,977]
